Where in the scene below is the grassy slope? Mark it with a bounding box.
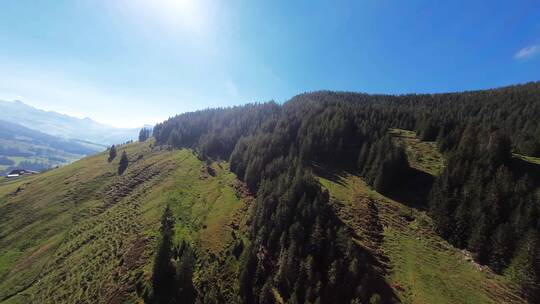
[513,153,540,165]
[2,128,533,303]
[389,128,444,176]
[317,129,525,304]
[0,140,250,304]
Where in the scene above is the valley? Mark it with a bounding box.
[0,120,101,175]
[0,100,141,147]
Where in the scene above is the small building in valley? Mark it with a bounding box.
[5,169,39,178]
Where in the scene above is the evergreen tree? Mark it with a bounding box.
[139,127,151,142]
[175,242,196,303]
[108,145,117,162]
[152,206,176,304]
[118,151,129,175]
[506,231,540,302]
[490,223,514,272]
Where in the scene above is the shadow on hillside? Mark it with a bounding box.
[385,167,434,209]
[311,163,349,187]
[511,156,540,184]
[313,164,401,303]
[313,163,434,210]
[334,214,401,304]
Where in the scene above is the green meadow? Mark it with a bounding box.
[0,140,249,304]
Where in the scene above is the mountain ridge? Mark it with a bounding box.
[0,100,143,146]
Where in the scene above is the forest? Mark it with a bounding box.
[152,82,540,303]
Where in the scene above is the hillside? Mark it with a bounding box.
[317,129,526,304]
[0,140,251,303]
[0,83,539,303]
[0,100,141,146]
[151,82,540,303]
[0,120,101,174]
[318,171,524,304]
[0,131,534,304]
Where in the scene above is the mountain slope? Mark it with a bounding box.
[0,100,141,145]
[152,82,540,303]
[319,171,524,304]
[1,83,539,303]
[0,134,532,304]
[0,140,250,303]
[317,128,526,303]
[0,132,531,304]
[0,120,102,174]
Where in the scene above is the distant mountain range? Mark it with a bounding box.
[0,100,144,146]
[0,99,149,174]
[0,119,103,174]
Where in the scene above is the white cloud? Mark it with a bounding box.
[514,44,539,59]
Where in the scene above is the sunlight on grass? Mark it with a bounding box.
[389,128,444,176]
[318,172,523,304]
[0,140,249,303]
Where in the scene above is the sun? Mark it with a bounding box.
[124,0,210,36]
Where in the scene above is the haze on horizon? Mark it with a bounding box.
[0,0,539,128]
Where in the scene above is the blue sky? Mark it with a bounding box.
[0,0,539,127]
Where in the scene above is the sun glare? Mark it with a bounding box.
[124,0,210,36]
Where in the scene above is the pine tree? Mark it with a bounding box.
[239,247,257,304]
[139,127,151,142]
[175,242,196,303]
[118,151,129,175]
[490,223,514,272]
[108,145,117,162]
[506,231,540,302]
[259,280,274,304]
[152,206,176,304]
[468,215,490,264]
[486,131,512,168]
